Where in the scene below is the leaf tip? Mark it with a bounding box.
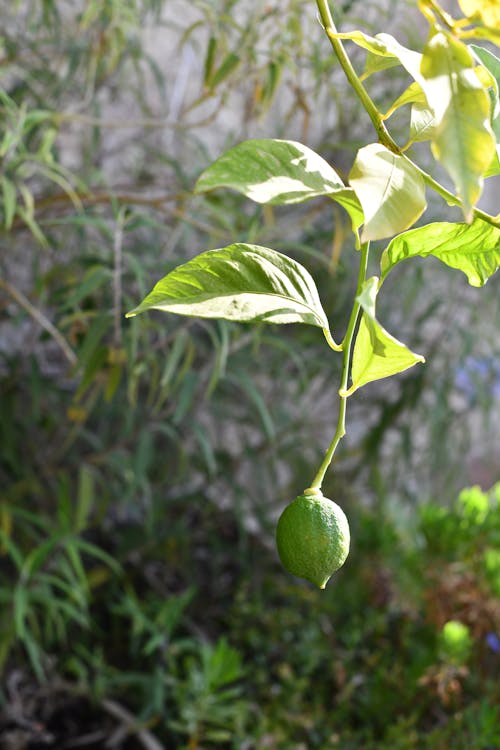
[193,176,205,195]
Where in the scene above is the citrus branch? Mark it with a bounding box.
[315,0,500,230]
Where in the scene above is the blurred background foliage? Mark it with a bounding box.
[0,0,498,747]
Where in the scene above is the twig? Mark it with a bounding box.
[101,698,165,750]
[113,211,125,347]
[63,730,108,748]
[0,277,77,366]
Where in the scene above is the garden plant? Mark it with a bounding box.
[1,0,500,747]
[127,0,500,587]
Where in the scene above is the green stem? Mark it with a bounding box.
[404,159,500,229]
[309,241,370,490]
[315,0,399,151]
[315,0,500,230]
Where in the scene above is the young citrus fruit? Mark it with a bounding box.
[276,489,350,589]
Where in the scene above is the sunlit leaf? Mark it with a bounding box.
[458,0,500,27]
[420,32,496,220]
[341,277,424,395]
[472,46,500,114]
[331,31,423,83]
[362,50,400,80]
[409,102,436,144]
[471,45,500,167]
[485,151,500,176]
[380,219,500,287]
[383,82,426,119]
[126,243,333,333]
[469,25,500,45]
[196,138,342,202]
[349,143,427,242]
[194,138,363,231]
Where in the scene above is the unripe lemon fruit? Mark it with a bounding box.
[276,489,350,589]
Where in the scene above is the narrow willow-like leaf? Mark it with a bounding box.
[194,138,363,231]
[349,143,426,242]
[126,243,332,333]
[210,52,241,88]
[420,32,496,220]
[380,219,500,287]
[1,176,17,230]
[341,277,424,396]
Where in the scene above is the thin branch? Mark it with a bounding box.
[0,278,77,366]
[113,211,125,347]
[101,698,165,750]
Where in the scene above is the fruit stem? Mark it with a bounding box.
[310,241,370,490]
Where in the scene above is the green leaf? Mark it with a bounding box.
[342,277,424,395]
[194,138,363,231]
[383,82,426,119]
[471,46,500,115]
[332,31,423,82]
[203,36,217,86]
[1,176,17,230]
[210,52,241,88]
[471,45,500,169]
[362,50,401,80]
[75,465,95,532]
[485,151,500,177]
[349,143,427,242]
[195,139,343,204]
[469,26,500,45]
[458,0,500,27]
[13,585,28,638]
[380,219,500,287]
[409,102,436,144]
[126,243,332,333]
[420,32,496,220]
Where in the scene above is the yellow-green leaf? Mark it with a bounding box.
[332,31,423,83]
[458,0,500,27]
[380,219,500,287]
[341,277,424,395]
[409,102,436,144]
[349,143,427,242]
[126,243,333,332]
[383,82,427,120]
[420,32,496,220]
[195,138,363,233]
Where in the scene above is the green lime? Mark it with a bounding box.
[276,489,350,589]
